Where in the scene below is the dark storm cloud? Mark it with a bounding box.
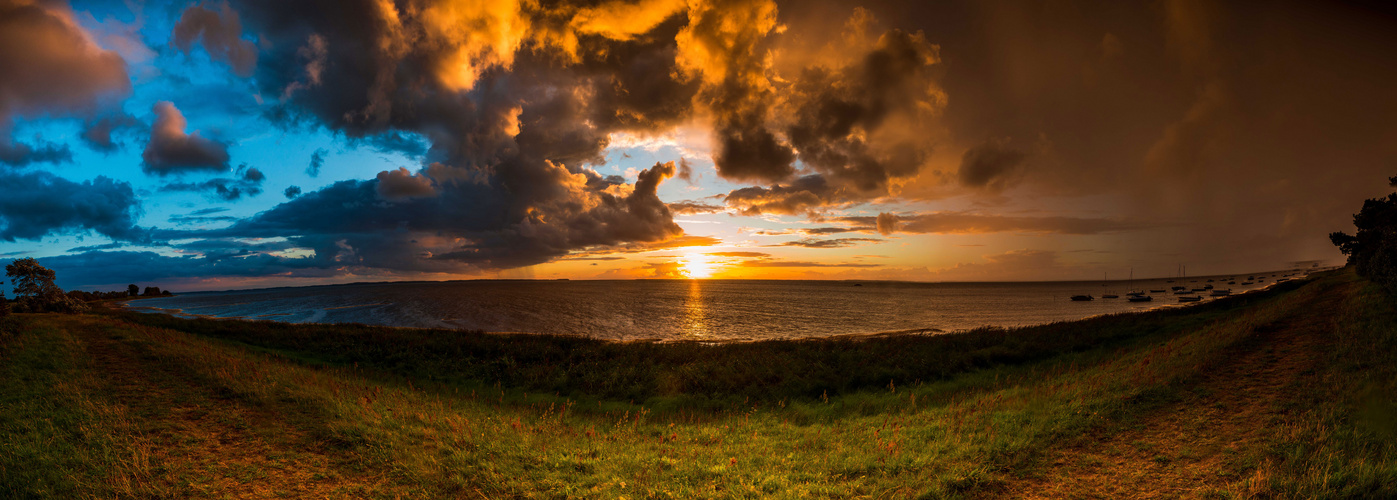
[169,214,236,225]
[306,148,327,176]
[666,200,725,214]
[673,4,945,212]
[0,137,71,167]
[723,175,838,215]
[843,212,1146,236]
[67,242,123,253]
[780,28,940,192]
[0,170,143,242]
[375,167,436,201]
[679,0,792,183]
[958,139,1026,190]
[142,101,231,174]
[777,237,883,248]
[355,131,430,159]
[172,237,296,258]
[152,161,685,273]
[802,226,868,235]
[46,250,340,290]
[173,0,703,275]
[172,2,259,77]
[159,164,266,201]
[81,113,141,153]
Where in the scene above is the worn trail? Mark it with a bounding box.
[66,316,385,498]
[1011,283,1350,499]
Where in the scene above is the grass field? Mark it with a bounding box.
[1,269,1393,498]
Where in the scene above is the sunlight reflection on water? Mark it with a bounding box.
[682,280,711,339]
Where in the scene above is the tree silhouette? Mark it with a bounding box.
[5,258,86,313]
[7,258,58,301]
[1331,175,1397,289]
[128,284,139,296]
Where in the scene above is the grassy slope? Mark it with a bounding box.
[0,269,1391,498]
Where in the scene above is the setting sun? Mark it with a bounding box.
[680,252,716,279]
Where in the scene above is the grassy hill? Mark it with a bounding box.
[2,269,1393,498]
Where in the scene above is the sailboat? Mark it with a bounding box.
[1101,272,1119,298]
[1125,268,1146,297]
[1124,268,1152,302]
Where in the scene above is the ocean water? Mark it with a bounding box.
[126,273,1300,341]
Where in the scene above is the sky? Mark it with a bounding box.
[1,0,1395,291]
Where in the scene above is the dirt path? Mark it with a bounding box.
[66,316,388,498]
[1010,282,1351,498]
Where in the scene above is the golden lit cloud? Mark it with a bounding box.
[419,0,531,91]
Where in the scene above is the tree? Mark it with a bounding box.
[128,284,139,296]
[5,258,86,313]
[1331,175,1397,290]
[7,257,58,301]
[143,286,162,296]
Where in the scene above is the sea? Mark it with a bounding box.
[125,273,1301,342]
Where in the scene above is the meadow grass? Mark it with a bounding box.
[1210,272,1397,498]
[1,269,1392,498]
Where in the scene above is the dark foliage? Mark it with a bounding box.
[66,289,136,302]
[5,258,86,313]
[142,286,162,297]
[128,284,139,296]
[105,280,1308,409]
[1330,175,1397,290]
